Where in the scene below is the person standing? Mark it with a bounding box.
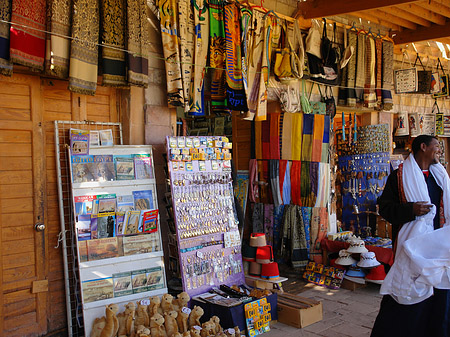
[371,135,450,337]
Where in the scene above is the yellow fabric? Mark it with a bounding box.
[312,114,324,162]
[282,112,294,160]
[291,113,303,161]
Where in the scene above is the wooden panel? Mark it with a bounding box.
[3,265,35,286]
[5,323,40,337]
[0,143,32,157]
[1,197,33,214]
[0,108,30,121]
[2,225,34,241]
[0,94,30,110]
[87,103,110,116]
[0,82,30,96]
[87,95,109,105]
[2,239,35,256]
[43,98,72,113]
[43,111,72,122]
[397,3,446,25]
[0,130,31,143]
[4,298,36,318]
[0,171,33,185]
[43,89,71,101]
[4,312,37,331]
[0,157,32,171]
[2,251,35,269]
[1,213,33,228]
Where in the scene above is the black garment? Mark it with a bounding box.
[372,167,449,337]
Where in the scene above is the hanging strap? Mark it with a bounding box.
[436,58,445,74]
[432,99,440,114]
[322,18,327,39]
[413,54,426,71]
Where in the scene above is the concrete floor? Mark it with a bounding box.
[267,282,383,337]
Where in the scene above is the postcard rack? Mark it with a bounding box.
[69,145,167,336]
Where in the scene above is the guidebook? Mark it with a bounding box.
[82,277,113,303]
[97,194,117,213]
[96,212,115,238]
[123,210,141,234]
[112,272,132,297]
[132,190,153,210]
[134,154,154,179]
[140,209,159,233]
[70,128,90,155]
[77,214,91,241]
[87,237,119,261]
[115,155,135,180]
[117,195,134,212]
[74,195,96,216]
[90,155,115,182]
[99,129,114,146]
[71,155,95,183]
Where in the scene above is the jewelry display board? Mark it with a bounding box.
[69,145,167,336]
[166,136,245,297]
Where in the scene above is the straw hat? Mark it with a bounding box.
[357,251,381,268]
[347,238,368,254]
[335,249,357,266]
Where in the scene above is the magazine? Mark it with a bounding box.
[82,277,114,303]
[90,214,98,239]
[90,155,115,182]
[131,269,148,293]
[97,212,115,238]
[87,237,119,261]
[77,214,91,241]
[97,194,117,213]
[90,131,100,147]
[123,210,141,234]
[74,195,96,216]
[132,190,153,210]
[146,266,164,290]
[70,128,90,156]
[71,155,95,183]
[116,212,125,235]
[117,195,134,212]
[115,155,135,180]
[122,234,159,255]
[134,154,154,179]
[112,272,132,297]
[140,209,158,233]
[78,241,88,262]
[99,129,114,146]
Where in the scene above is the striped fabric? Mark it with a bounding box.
[375,38,383,108]
[301,113,314,161]
[364,37,376,108]
[346,31,357,106]
[311,114,324,162]
[321,115,330,163]
[291,113,303,161]
[281,112,294,160]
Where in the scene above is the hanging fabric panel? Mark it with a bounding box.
[382,40,394,110]
[69,0,99,95]
[291,112,303,161]
[281,112,293,160]
[311,113,324,162]
[321,115,330,163]
[10,0,46,71]
[269,111,280,160]
[301,113,314,162]
[346,31,357,106]
[240,8,252,96]
[0,0,12,76]
[355,33,365,102]
[375,38,382,108]
[364,37,376,108]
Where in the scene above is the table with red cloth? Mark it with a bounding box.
[321,238,394,266]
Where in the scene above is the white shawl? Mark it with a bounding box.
[380,154,450,304]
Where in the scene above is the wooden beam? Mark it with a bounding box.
[296,0,420,19]
[351,12,401,31]
[393,20,450,44]
[383,6,431,27]
[371,9,417,30]
[416,1,450,20]
[397,3,446,25]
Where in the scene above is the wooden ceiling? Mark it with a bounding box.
[294,0,450,45]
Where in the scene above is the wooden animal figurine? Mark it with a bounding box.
[224,328,235,337]
[200,322,214,337]
[136,325,151,337]
[91,317,106,337]
[161,293,174,313]
[190,327,201,337]
[164,310,179,337]
[150,313,166,337]
[208,316,221,335]
[182,332,191,337]
[100,304,119,337]
[150,296,161,317]
[135,302,150,330]
[216,332,226,337]
[173,292,190,311]
[176,309,189,333]
[234,326,241,337]
[188,306,204,329]
[116,311,128,337]
[124,302,136,336]
[172,333,183,337]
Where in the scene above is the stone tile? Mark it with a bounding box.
[316,298,349,312]
[303,317,344,334]
[338,312,377,329]
[331,321,372,336]
[339,300,376,315]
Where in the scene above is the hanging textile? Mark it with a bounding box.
[321,115,330,163]
[364,37,376,108]
[208,0,226,109]
[301,113,314,162]
[338,29,348,106]
[281,160,291,205]
[290,160,301,206]
[315,162,330,208]
[300,161,311,206]
[281,205,309,268]
[309,161,319,207]
[178,0,195,112]
[9,0,46,72]
[269,110,280,160]
[291,112,303,161]
[255,120,262,159]
[311,114,324,162]
[281,112,293,160]
[375,38,382,108]
[245,11,264,120]
[0,0,12,76]
[261,118,270,159]
[128,0,150,87]
[101,0,126,86]
[346,31,357,106]
[279,159,286,204]
[224,2,248,111]
[355,33,365,102]
[249,158,259,203]
[190,0,209,115]
[272,204,285,260]
[240,8,252,95]
[252,202,264,233]
[382,40,394,110]
[264,204,274,247]
[301,206,312,259]
[269,160,282,207]
[255,15,271,121]
[69,0,99,95]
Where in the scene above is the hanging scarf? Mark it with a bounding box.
[301,206,312,258]
[264,204,274,246]
[382,40,394,111]
[208,0,226,109]
[269,159,282,207]
[346,30,357,106]
[178,0,195,112]
[279,159,287,203]
[248,158,259,202]
[190,0,209,115]
[309,161,319,207]
[69,0,99,95]
[321,115,330,163]
[282,161,291,204]
[311,114,324,163]
[355,33,365,103]
[301,113,314,162]
[300,161,311,206]
[272,204,285,259]
[224,2,248,111]
[240,8,252,96]
[127,0,149,87]
[10,0,46,71]
[269,110,280,159]
[161,0,184,104]
[252,202,264,233]
[316,162,330,208]
[245,11,264,120]
[291,112,303,161]
[101,0,126,86]
[281,112,293,160]
[375,38,382,108]
[0,0,12,76]
[338,29,348,106]
[290,160,301,206]
[255,15,271,121]
[310,207,327,263]
[281,205,308,267]
[364,37,376,108]
[255,120,262,159]
[261,118,270,159]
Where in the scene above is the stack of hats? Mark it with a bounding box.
[346,237,369,254]
[335,250,357,266]
[247,233,279,279]
[344,263,366,284]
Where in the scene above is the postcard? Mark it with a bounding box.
[82,277,113,303]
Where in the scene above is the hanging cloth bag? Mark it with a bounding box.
[289,20,305,79]
[433,100,444,136]
[309,82,326,114]
[300,79,311,113]
[274,22,292,78]
[414,54,432,94]
[394,52,418,94]
[432,58,449,98]
[322,85,336,118]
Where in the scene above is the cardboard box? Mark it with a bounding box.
[276,293,323,328]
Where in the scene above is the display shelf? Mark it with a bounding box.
[79,250,164,268]
[72,178,156,190]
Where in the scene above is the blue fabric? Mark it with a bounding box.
[283,161,291,204]
[301,207,312,258]
[303,113,314,135]
[272,204,285,260]
[323,115,330,143]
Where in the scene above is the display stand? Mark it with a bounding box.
[166,136,245,297]
[69,145,167,336]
